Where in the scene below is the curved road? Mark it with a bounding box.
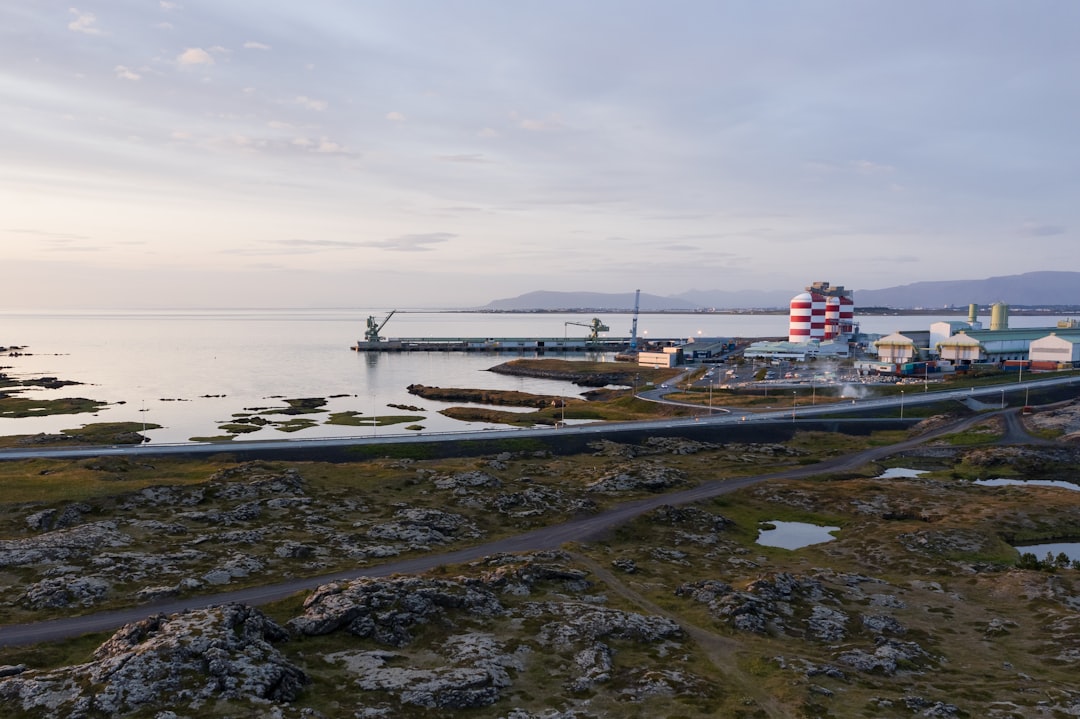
[0,408,1000,647]
[0,375,1075,463]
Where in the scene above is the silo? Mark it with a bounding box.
[990,302,1009,331]
[824,296,840,339]
[968,304,978,324]
[810,291,827,340]
[839,294,855,336]
[788,292,813,342]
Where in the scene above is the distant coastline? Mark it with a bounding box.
[455,306,1080,316]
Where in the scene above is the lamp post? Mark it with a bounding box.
[812,382,816,405]
[900,390,905,420]
[792,391,797,422]
[1000,389,1005,410]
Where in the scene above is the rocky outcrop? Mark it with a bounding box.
[288,576,505,645]
[25,503,91,532]
[366,507,483,546]
[586,463,685,493]
[0,603,307,718]
[0,521,130,568]
[327,633,525,709]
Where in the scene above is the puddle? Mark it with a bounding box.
[975,478,1080,492]
[756,521,840,550]
[1014,542,1080,563]
[876,468,926,479]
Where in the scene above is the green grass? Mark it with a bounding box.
[0,396,108,419]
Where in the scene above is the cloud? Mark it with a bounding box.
[478,127,499,138]
[851,159,895,175]
[10,229,94,241]
[1020,222,1066,237]
[114,65,141,81]
[359,233,455,252]
[513,112,564,132]
[244,41,271,50]
[68,8,101,35]
[291,137,348,154]
[436,153,490,163]
[385,111,406,122]
[178,48,214,66]
[295,95,328,111]
[159,1,181,10]
[222,239,363,256]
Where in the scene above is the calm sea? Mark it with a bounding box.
[1,309,1072,443]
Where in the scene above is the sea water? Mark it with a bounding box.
[1,309,1072,443]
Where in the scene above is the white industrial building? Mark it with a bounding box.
[936,332,984,365]
[1030,333,1080,365]
[872,332,919,364]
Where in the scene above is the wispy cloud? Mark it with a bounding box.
[295,95,328,111]
[114,65,141,81]
[360,233,455,252]
[436,154,490,163]
[10,229,94,241]
[68,8,101,35]
[177,48,214,66]
[159,1,181,10]
[222,239,363,256]
[512,112,564,132]
[386,111,406,122]
[244,41,271,50]
[1020,222,1066,237]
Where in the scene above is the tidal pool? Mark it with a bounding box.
[975,478,1080,492]
[876,468,926,479]
[1014,542,1080,563]
[756,521,840,550]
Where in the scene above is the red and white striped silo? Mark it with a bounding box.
[824,296,840,339]
[839,294,855,335]
[790,289,830,343]
[788,292,812,341]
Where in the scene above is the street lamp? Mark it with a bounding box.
[1000,389,1005,410]
[900,390,905,420]
[792,391,797,422]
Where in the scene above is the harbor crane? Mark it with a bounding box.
[564,317,610,341]
[363,310,397,343]
[628,289,641,350]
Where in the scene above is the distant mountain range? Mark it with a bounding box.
[482,272,1080,311]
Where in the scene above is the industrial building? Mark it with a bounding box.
[741,280,857,362]
[788,281,855,343]
[862,302,1080,375]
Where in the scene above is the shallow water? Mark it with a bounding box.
[975,478,1080,492]
[756,521,840,550]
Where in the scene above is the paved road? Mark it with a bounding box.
[0,375,1074,463]
[0,408,998,648]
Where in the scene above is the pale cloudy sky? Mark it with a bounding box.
[2,1,1077,308]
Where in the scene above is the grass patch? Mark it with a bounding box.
[273,418,321,433]
[0,396,108,419]
[0,630,109,670]
[325,412,426,427]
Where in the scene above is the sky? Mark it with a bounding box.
[2,1,1078,309]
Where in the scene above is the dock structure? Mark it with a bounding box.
[351,337,680,353]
